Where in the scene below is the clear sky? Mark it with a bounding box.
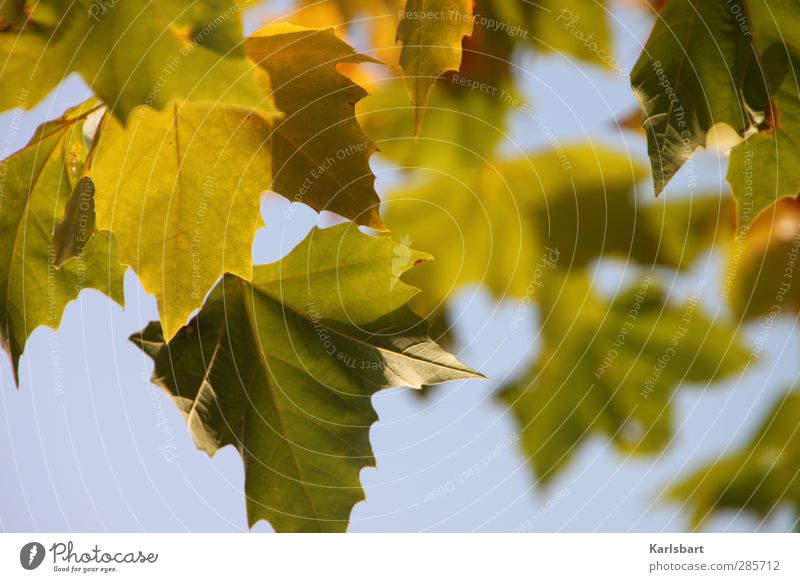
[1,1,797,533]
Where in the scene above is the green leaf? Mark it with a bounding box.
[131,224,482,532]
[0,100,124,381]
[90,101,273,341]
[397,0,474,133]
[669,390,800,528]
[631,0,749,195]
[1,0,274,119]
[499,273,748,482]
[246,24,384,229]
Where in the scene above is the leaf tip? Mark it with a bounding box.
[413,106,426,137]
[362,210,388,232]
[653,176,666,198]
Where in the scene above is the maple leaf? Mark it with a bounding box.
[131,224,482,531]
[0,100,124,381]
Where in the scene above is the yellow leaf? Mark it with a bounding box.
[91,102,273,340]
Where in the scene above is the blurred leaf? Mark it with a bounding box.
[500,273,748,482]
[385,159,541,328]
[359,76,507,173]
[536,177,732,272]
[726,197,800,320]
[0,101,124,381]
[90,101,273,341]
[385,144,733,325]
[0,0,272,119]
[131,224,482,531]
[397,0,474,133]
[247,24,384,229]
[669,390,800,528]
[640,193,736,267]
